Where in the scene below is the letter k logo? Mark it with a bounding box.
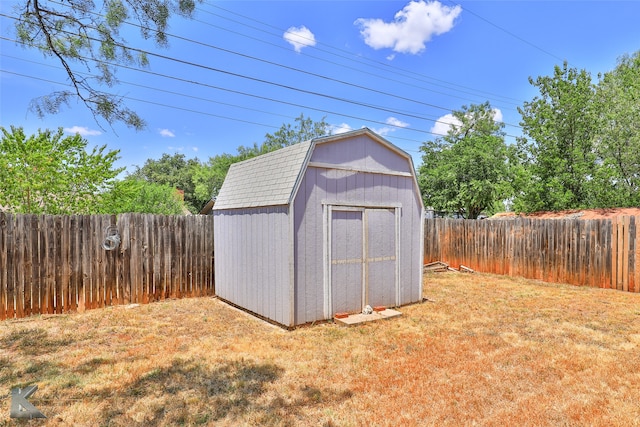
[10,385,46,419]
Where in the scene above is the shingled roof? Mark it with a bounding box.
[213,140,313,210]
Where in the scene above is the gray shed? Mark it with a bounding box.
[213,128,424,327]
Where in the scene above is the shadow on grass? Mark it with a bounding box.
[0,327,75,356]
[90,358,351,426]
[92,358,282,426]
[0,355,62,389]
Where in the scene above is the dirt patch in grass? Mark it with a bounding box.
[2,274,640,426]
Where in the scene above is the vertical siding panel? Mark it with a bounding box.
[250,210,259,314]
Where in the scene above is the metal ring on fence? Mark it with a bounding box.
[102,226,121,251]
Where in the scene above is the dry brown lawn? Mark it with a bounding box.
[2,272,640,426]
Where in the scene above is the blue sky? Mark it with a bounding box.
[1,1,639,174]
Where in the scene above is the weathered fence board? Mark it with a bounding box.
[0,213,215,320]
[424,216,639,291]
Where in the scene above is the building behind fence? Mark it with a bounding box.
[0,213,215,320]
[424,216,639,292]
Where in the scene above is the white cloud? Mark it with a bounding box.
[283,26,317,53]
[431,108,504,136]
[431,113,462,136]
[64,126,101,137]
[372,127,393,136]
[386,117,409,128]
[332,123,353,134]
[372,117,410,136]
[492,108,503,122]
[355,0,462,55]
[159,129,175,138]
[167,146,184,151]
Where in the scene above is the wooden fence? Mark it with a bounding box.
[0,213,215,320]
[424,216,640,291]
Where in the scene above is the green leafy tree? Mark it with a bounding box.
[99,178,186,214]
[515,63,598,212]
[13,0,199,129]
[262,113,331,151]
[128,153,201,213]
[418,102,512,219]
[0,126,123,214]
[193,114,331,203]
[192,152,243,207]
[592,51,640,206]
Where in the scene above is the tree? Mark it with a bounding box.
[592,51,640,206]
[13,0,199,129]
[128,153,202,213]
[192,114,331,202]
[0,126,123,214]
[514,62,598,212]
[418,102,512,219]
[99,178,186,215]
[262,113,331,151]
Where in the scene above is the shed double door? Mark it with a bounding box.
[328,207,398,316]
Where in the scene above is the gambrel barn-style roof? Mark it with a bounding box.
[214,140,312,210]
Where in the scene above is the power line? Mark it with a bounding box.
[0,55,442,138]
[0,67,430,154]
[0,25,521,137]
[0,5,526,147]
[3,5,525,130]
[445,0,567,65]
[40,0,526,114]
[35,2,524,119]
[202,2,525,106]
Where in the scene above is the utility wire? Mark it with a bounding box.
[1,36,522,140]
[0,26,516,133]
[191,12,523,112]
[40,0,525,116]
[1,56,445,138]
[204,2,525,105]
[446,0,567,65]
[37,2,524,120]
[0,68,430,154]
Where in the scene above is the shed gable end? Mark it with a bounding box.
[309,134,412,176]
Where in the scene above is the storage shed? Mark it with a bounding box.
[213,128,424,327]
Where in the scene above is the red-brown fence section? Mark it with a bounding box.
[0,213,215,320]
[424,216,640,291]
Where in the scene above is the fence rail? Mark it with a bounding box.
[424,216,640,291]
[0,213,215,320]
